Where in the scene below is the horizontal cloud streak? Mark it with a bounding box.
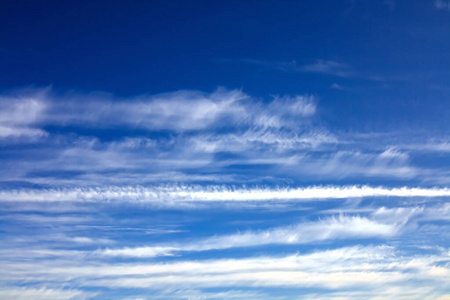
[0,287,95,300]
[99,216,400,257]
[301,60,355,77]
[0,88,317,136]
[2,246,448,294]
[1,185,449,204]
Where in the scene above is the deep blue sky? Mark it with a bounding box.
[1,1,450,299]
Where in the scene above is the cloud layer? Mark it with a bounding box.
[1,185,449,205]
[1,87,450,299]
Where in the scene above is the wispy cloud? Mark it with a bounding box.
[435,0,450,12]
[400,141,450,152]
[97,204,443,259]
[0,141,437,186]
[152,289,265,300]
[3,87,448,186]
[0,88,250,133]
[301,60,355,77]
[0,88,326,185]
[0,89,48,139]
[1,185,449,205]
[330,83,347,90]
[0,287,95,300]
[2,245,448,295]
[0,88,318,136]
[98,215,401,257]
[224,58,364,78]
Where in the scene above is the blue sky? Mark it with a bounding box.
[0,1,450,299]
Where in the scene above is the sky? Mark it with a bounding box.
[0,0,450,299]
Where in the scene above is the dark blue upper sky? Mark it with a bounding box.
[0,1,448,90]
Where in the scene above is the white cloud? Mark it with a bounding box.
[0,91,48,138]
[153,289,264,300]
[300,286,445,300]
[189,129,336,154]
[1,185,449,205]
[0,88,317,135]
[3,245,448,294]
[4,87,439,186]
[420,203,450,221]
[43,88,250,131]
[67,236,113,244]
[98,204,450,260]
[301,60,354,77]
[101,246,177,258]
[1,139,422,186]
[98,215,400,257]
[283,149,418,180]
[330,83,345,90]
[372,206,424,224]
[0,287,95,300]
[253,95,316,129]
[0,125,47,139]
[0,87,447,187]
[400,141,450,153]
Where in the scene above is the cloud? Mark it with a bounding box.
[230,58,387,82]
[253,95,316,128]
[0,287,95,300]
[224,58,359,78]
[0,88,250,132]
[301,60,355,77]
[435,0,450,12]
[0,88,328,185]
[98,215,401,257]
[1,185,449,205]
[330,83,349,91]
[0,125,47,139]
[97,205,450,257]
[0,88,318,136]
[400,141,450,153]
[3,245,448,295]
[1,145,420,186]
[280,148,418,180]
[0,90,48,139]
[101,246,177,258]
[153,289,264,300]
[189,129,336,154]
[420,203,450,221]
[5,87,443,186]
[98,203,450,259]
[372,206,424,224]
[301,287,446,300]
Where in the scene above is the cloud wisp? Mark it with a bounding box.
[2,245,449,298]
[98,215,402,257]
[1,185,449,205]
[435,0,450,12]
[300,60,355,77]
[0,88,318,137]
[3,87,450,186]
[223,58,384,80]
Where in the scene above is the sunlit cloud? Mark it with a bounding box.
[2,185,448,205]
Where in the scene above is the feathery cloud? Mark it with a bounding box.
[98,215,401,257]
[1,185,449,205]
